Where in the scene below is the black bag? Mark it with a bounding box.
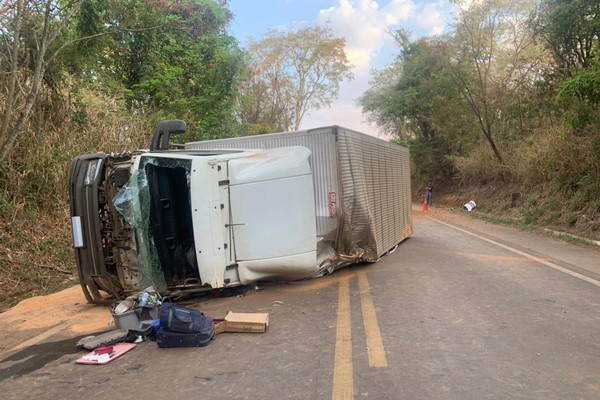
[156,327,214,348]
[159,302,210,334]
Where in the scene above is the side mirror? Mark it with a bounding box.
[150,120,187,151]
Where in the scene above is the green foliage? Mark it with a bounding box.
[520,197,543,225]
[361,0,599,202]
[566,174,600,213]
[0,1,249,306]
[534,0,600,75]
[60,0,246,140]
[545,195,562,224]
[0,161,16,217]
[409,137,456,180]
[557,61,600,129]
[547,196,561,212]
[130,30,245,139]
[360,62,407,135]
[563,214,578,228]
[390,138,408,147]
[0,195,12,217]
[360,34,475,181]
[471,212,539,232]
[0,0,249,219]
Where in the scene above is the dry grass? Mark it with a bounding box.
[0,209,77,308]
[438,124,600,241]
[454,143,509,186]
[0,87,154,310]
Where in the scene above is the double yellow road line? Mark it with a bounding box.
[332,271,387,400]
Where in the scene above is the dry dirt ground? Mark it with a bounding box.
[0,285,110,354]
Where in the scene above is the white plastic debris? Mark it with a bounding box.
[464,200,477,212]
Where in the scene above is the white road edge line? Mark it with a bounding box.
[428,217,600,287]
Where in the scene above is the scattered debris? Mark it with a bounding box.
[75,289,270,362]
[464,200,477,212]
[77,329,128,350]
[76,343,136,365]
[111,288,160,330]
[156,327,214,348]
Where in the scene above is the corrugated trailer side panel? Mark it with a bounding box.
[336,127,412,260]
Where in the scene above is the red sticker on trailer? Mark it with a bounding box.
[328,192,337,218]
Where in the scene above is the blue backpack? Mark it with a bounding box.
[159,302,212,334]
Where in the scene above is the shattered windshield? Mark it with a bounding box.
[114,156,192,291]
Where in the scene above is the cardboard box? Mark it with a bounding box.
[214,312,269,333]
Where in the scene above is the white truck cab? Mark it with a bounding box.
[129,147,317,291]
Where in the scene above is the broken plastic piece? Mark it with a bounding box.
[76,329,128,350]
[464,200,477,212]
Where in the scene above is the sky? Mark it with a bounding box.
[228,0,456,137]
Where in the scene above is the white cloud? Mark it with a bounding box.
[317,0,415,73]
[415,2,446,35]
[300,0,452,135]
[383,0,416,25]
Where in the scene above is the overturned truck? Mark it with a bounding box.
[69,121,412,304]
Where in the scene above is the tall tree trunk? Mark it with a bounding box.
[0,0,24,154]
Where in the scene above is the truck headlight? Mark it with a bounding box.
[84,159,102,185]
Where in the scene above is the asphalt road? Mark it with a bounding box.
[1,207,599,399]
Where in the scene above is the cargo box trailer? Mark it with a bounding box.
[69,121,412,304]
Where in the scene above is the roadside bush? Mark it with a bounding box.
[520,197,543,225]
[454,142,509,186]
[563,214,578,228]
[409,136,457,183]
[545,195,562,225]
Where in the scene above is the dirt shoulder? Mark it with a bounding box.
[0,285,110,355]
[427,183,600,243]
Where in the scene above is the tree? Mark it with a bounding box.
[235,37,294,133]
[238,25,353,132]
[533,0,600,131]
[448,0,543,165]
[359,61,408,138]
[532,0,600,77]
[73,0,245,140]
[0,0,244,160]
[0,0,84,162]
[360,32,476,180]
